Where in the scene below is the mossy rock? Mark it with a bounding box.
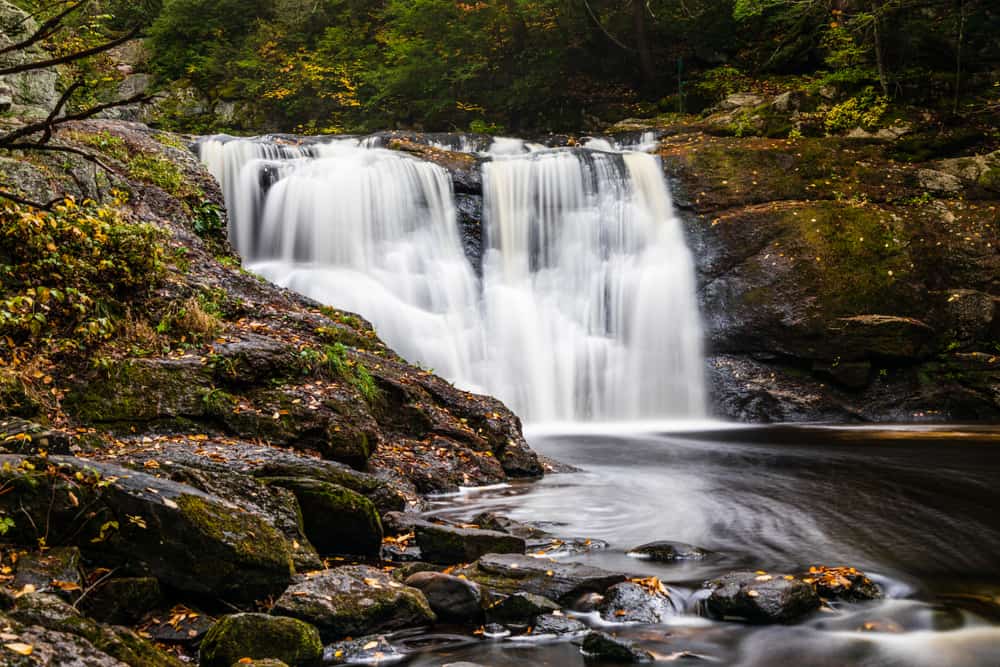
[10,592,183,667]
[271,566,435,641]
[199,613,322,667]
[260,477,383,556]
[79,577,163,625]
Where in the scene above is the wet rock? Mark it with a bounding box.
[382,511,421,536]
[10,592,183,666]
[532,613,587,636]
[599,582,677,624]
[481,623,510,638]
[12,547,83,600]
[802,566,882,602]
[627,541,711,562]
[260,477,382,556]
[0,419,79,455]
[79,577,162,625]
[271,566,435,640]
[471,511,549,539]
[0,455,294,602]
[414,521,525,564]
[487,592,560,624]
[325,635,403,665]
[199,613,322,667]
[460,554,626,605]
[581,631,654,662]
[234,661,290,667]
[144,608,215,645]
[0,612,128,666]
[404,571,483,621]
[705,571,821,624]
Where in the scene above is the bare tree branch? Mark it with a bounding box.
[0,27,142,77]
[1,90,150,146]
[0,0,87,58]
[0,190,62,210]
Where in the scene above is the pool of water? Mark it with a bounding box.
[394,424,1000,666]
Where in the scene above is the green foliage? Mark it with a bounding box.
[824,87,889,134]
[192,202,225,240]
[695,66,749,103]
[127,153,188,197]
[0,197,164,348]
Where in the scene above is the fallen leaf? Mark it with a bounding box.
[3,643,32,656]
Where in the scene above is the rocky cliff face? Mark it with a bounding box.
[658,124,999,422]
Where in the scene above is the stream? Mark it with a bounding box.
[401,423,1000,666]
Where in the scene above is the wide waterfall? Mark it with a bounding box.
[197,135,705,422]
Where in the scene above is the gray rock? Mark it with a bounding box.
[918,168,964,193]
[460,554,626,605]
[532,613,587,636]
[13,547,83,599]
[581,631,654,662]
[414,520,525,564]
[79,577,162,625]
[599,582,677,624]
[404,571,483,621]
[271,566,435,640]
[705,571,820,624]
[719,93,764,110]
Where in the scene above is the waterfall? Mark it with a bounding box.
[197,135,705,422]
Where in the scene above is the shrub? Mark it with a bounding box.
[824,87,889,134]
[0,197,164,349]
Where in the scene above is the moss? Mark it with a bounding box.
[174,494,293,571]
[128,152,191,198]
[260,478,382,556]
[199,613,322,667]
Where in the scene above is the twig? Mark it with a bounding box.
[72,566,119,610]
[0,1,87,57]
[0,27,142,77]
[0,190,61,210]
[1,90,150,146]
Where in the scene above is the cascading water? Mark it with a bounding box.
[197,135,705,422]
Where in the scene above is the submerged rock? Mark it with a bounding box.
[471,511,550,539]
[271,566,435,640]
[581,630,654,663]
[325,635,404,665]
[198,613,322,667]
[414,521,525,564]
[404,571,483,621]
[627,541,712,562]
[459,554,626,605]
[705,571,820,624]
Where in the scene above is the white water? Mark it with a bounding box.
[198,135,705,422]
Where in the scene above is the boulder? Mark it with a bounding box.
[0,455,294,601]
[705,571,820,624]
[599,582,677,624]
[471,511,549,539]
[581,631,654,663]
[414,521,525,564]
[487,592,560,624]
[78,577,162,625]
[9,592,182,666]
[260,477,382,556]
[532,613,587,636]
[627,541,711,562]
[459,554,626,605]
[144,610,215,646]
[271,566,435,640]
[199,614,322,667]
[0,612,128,666]
[381,511,421,536]
[404,571,483,621]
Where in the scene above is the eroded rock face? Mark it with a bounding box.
[0,1,59,119]
[271,567,435,641]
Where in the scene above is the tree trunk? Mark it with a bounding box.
[953,0,966,114]
[632,0,655,87]
[871,1,890,97]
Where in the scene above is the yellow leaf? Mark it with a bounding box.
[363,641,378,650]
[4,643,32,656]
[747,590,760,598]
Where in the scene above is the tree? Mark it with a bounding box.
[0,1,150,209]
